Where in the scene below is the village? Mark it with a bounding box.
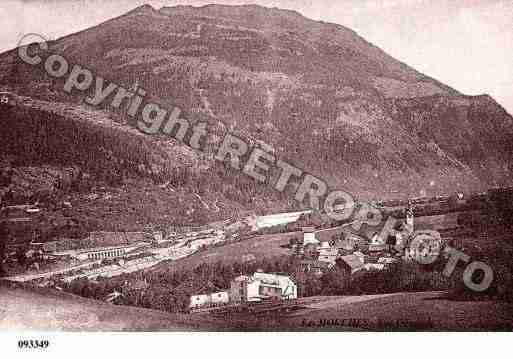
[0,186,461,316]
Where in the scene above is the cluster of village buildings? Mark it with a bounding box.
[295,226,401,275]
[4,200,444,313]
[293,208,444,278]
[187,210,446,311]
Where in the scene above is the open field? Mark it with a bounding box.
[150,232,300,273]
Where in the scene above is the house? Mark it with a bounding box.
[190,294,211,308]
[318,244,338,257]
[105,291,123,303]
[318,254,337,267]
[378,257,398,265]
[302,227,319,246]
[353,251,365,263]
[317,244,338,267]
[368,243,390,253]
[230,272,297,303]
[210,291,230,304]
[374,257,398,270]
[184,278,225,310]
[300,259,333,275]
[404,241,442,262]
[317,241,335,253]
[364,263,386,271]
[356,243,370,253]
[334,232,367,252]
[370,232,386,245]
[189,291,230,309]
[252,272,297,300]
[257,281,284,299]
[338,254,365,274]
[403,230,442,262]
[335,240,355,252]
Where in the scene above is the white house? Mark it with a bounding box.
[189,294,210,309]
[303,227,319,246]
[230,272,298,303]
[189,291,230,309]
[210,291,230,304]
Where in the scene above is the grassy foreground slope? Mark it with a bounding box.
[0,281,218,331]
[3,282,512,331]
[278,291,513,331]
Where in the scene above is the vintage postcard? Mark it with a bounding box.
[0,0,512,351]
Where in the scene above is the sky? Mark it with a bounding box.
[1,0,512,114]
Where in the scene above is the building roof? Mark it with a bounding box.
[56,243,143,256]
[365,263,386,271]
[232,275,250,282]
[317,256,337,267]
[339,254,365,271]
[259,282,282,289]
[368,244,389,252]
[79,244,139,253]
[344,232,369,243]
[378,257,398,264]
[318,247,339,256]
[301,259,333,269]
[252,272,296,288]
[353,251,365,260]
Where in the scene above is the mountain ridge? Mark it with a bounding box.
[0,3,512,213]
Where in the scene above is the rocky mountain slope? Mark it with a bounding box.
[1,4,512,223]
[0,93,291,236]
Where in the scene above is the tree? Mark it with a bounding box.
[320,268,350,295]
[15,247,27,268]
[0,236,6,277]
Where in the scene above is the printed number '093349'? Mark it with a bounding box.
[18,340,49,349]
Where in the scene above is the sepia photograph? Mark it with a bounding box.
[0,0,512,353]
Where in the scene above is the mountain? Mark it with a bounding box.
[1,4,512,227]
